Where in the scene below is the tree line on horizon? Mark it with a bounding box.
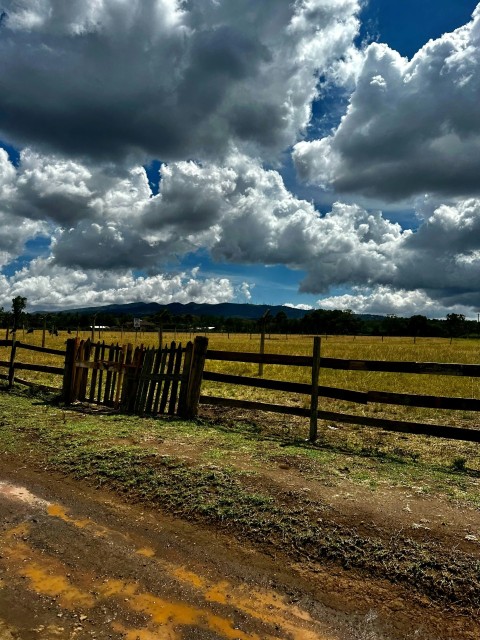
[0,296,477,339]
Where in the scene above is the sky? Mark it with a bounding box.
[1,1,480,318]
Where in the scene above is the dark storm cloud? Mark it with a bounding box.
[0,0,360,163]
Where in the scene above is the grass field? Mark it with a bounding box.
[1,386,480,633]
[2,329,480,434]
[2,332,480,634]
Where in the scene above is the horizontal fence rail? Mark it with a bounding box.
[320,357,480,377]
[199,397,480,443]
[206,349,313,367]
[0,339,66,389]
[200,341,480,443]
[3,335,480,443]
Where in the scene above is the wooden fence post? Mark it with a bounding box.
[79,340,92,401]
[122,345,145,412]
[259,329,266,377]
[258,310,270,377]
[7,340,17,388]
[183,336,209,419]
[309,336,321,442]
[177,341,194,417]
[62,338,77,403]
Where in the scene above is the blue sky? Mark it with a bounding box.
[360,0,477,58]
[1,1,480,317]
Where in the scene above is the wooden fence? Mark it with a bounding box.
[62,336,208,418]
[3,336,480,443]
[201,337,480,443]
[0,339,65,389]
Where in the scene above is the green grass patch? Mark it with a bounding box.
[1,386,480,614]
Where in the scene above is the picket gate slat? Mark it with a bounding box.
[144,346,163,414]
[152,346,169,415]
[159,342,176,414]
[89,341,102,402]
[168,343,184,414]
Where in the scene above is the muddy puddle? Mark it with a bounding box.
[0,481,339,639]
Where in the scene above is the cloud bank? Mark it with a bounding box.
[3,146,480,313]
[0,0,360,163]
[294,6,480,201]
[2,1,480,318]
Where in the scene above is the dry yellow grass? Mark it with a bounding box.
[2,329,480,429]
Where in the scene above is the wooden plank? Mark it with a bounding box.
[315,410,480,443]
[103,343,116,405]
[202,370,311,394]
[152,345,169,415]
[206,350,313,367]
[320,357,480,377]
[309,337,321,442]
[367,390,480,411]
[89,341,102,402]
[79,340,92,401]
[109,343,120,405]
[177,341,193,417]
[199,395,310,417]
[15,342,66,356]
[144,345,163,414]
[183,336,209,418]
[120,344,134,410]
[320,386,368,404]
[168,343,184,415]
[62,339,77,403]
[125,346,145,412]
[8,341,17,388]
[111,343,123,404]
[202,371,368,404]
[199,397,480,443]
[114,345,127,410]
[144,372,185,383]
[75,360,136,371]
[72,340,85,402]
[97,342,106,404]
[136,347,155,414]
[14,363,64,375]
[159,342,177,413]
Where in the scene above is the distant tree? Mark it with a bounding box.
[274,311,288,333]
[445,313,466,338]
[151,309,171,327]
[11,296,27,335]
[407,314,429,337]
[380,314,407,337]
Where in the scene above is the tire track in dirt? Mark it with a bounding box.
[0,480,339,640]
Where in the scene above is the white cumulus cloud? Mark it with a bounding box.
[293,6,480,201]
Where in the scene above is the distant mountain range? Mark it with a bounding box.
[52,301,312,320]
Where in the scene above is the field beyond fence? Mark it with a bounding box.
[2,331,480,443]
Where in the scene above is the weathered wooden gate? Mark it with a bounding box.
[62,336,208,418]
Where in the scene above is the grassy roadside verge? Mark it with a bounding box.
[1,385,480,616]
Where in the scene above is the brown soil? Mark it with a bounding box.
[0,404,479,639]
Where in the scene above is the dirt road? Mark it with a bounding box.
[0,464,362,640]
[0,461,479,640]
